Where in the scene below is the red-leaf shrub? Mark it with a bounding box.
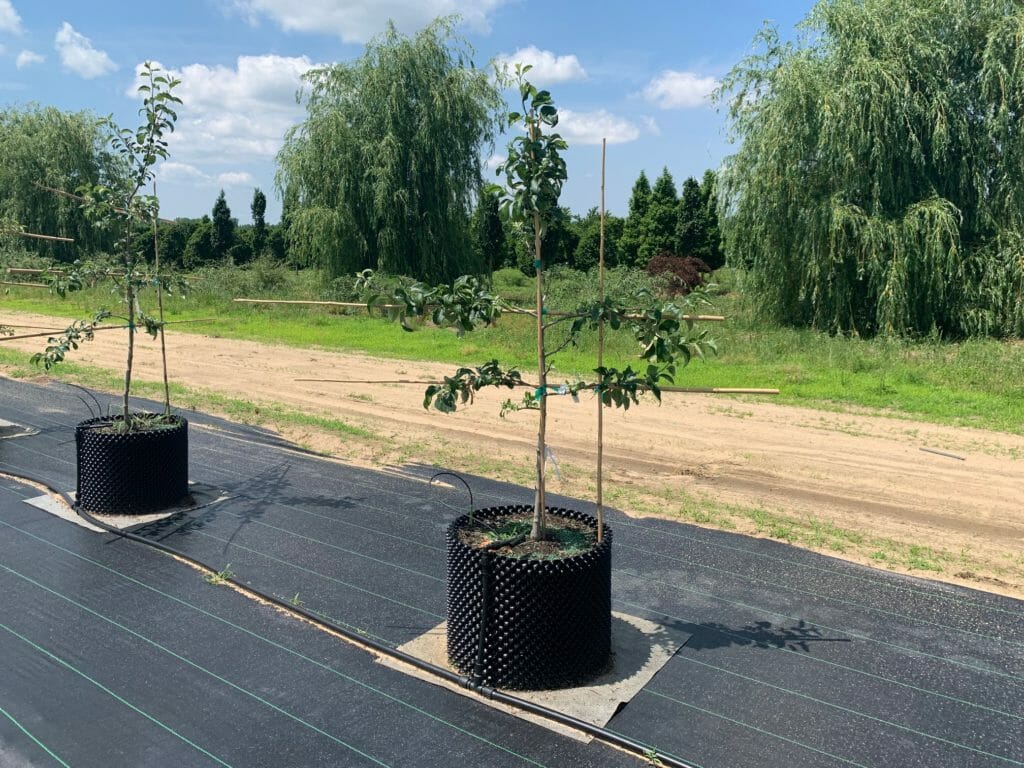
[645,252,711,295]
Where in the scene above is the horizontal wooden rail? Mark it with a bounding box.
[15,231,74,243]
[295,377,778,396]
[33,182,175,224]
[0,318,214,343]
[234,297,726,322]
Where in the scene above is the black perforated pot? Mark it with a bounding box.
[446,505,612,690]
[75,414,189,515]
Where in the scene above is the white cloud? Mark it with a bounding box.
[228,0,508,43]
[0,1,22,34]
[54,22,117,79]
[15,49,44,69]
[495,46,586,84]
[640,115,660,136]
[157,162,255,189]
[157,162,209,182]
[131,55,319,163]
[217,171,255,186]
[557,109,640,146]
[642,70,719,109]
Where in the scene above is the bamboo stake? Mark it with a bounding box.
[293,377,779,396]
[15,231,74,243]
[153,180,172,415]
[0,281,48,288]
[33,182,175,224]
[0,318,214,343]
[596,138,606,544]
[232,297,725,322]
[233,298,398,309]
[7,268,65,274]
[0,325,129,342]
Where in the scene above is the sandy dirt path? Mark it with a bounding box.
[4,311,1022,597]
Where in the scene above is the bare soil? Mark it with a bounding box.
[4,311,1022,598]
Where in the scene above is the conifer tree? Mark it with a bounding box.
[619,170,651,267]
[211,190,235,262]
[638,167,678,264]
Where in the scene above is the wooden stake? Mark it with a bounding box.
[293,378,779,396]
[0,318,214,343]
[0,281,48,288]
[32,182,175,224]
[596,139,606,543]
[153,180,172,415]
[232,297,724,323]
[233,298,400,309]
[15,231,74,243]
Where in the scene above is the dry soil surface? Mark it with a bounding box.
[4,311,1022,598]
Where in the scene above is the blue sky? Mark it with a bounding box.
[0,1,811,224]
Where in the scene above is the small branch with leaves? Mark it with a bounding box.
[30,312,111,370]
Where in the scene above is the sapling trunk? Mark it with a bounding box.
[596,138,606,544]
[122,224,134,425]
[531,208,547,542]
[153,183,171,416]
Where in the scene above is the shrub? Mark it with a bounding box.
[645,252,711,296]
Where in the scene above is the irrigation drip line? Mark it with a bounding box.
[193,454,1019,653]
[181,434,1024,636]
[169,456,1024,683]
[0,516,551,768]
[4,392,1020,698]
[4,409,1017,660]
[3,469,696,768]
[4,456,1019,765]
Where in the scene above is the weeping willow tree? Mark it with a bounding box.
[0,105,122,260]
[719,0,1024,337]
[276,17,502,283]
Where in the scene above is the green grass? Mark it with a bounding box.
[5,262,1024,433]
[0,345,376,444]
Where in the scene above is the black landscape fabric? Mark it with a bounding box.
[1,376,1022,768]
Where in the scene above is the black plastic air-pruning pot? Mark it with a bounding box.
[446,505,612,690]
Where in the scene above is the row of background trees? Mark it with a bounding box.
[0,102,723,279]
[3,0,1022,338]
[470,167,722,277]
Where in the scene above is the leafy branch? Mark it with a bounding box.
[424,360,526,412]
[356,269,500,335]
[30,312,111,370]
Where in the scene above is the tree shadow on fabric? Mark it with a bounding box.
[660,617,849,653]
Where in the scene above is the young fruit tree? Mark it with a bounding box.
[362,66,717,546]
[32,61,186,428]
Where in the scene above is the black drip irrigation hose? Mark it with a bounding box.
[8,470,694,768]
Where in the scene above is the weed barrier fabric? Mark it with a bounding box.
[3,377,1024,768]
[0,482,639,768]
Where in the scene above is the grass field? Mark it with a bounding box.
[4,261,1024,434]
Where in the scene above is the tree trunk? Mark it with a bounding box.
[531,209,547,541]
